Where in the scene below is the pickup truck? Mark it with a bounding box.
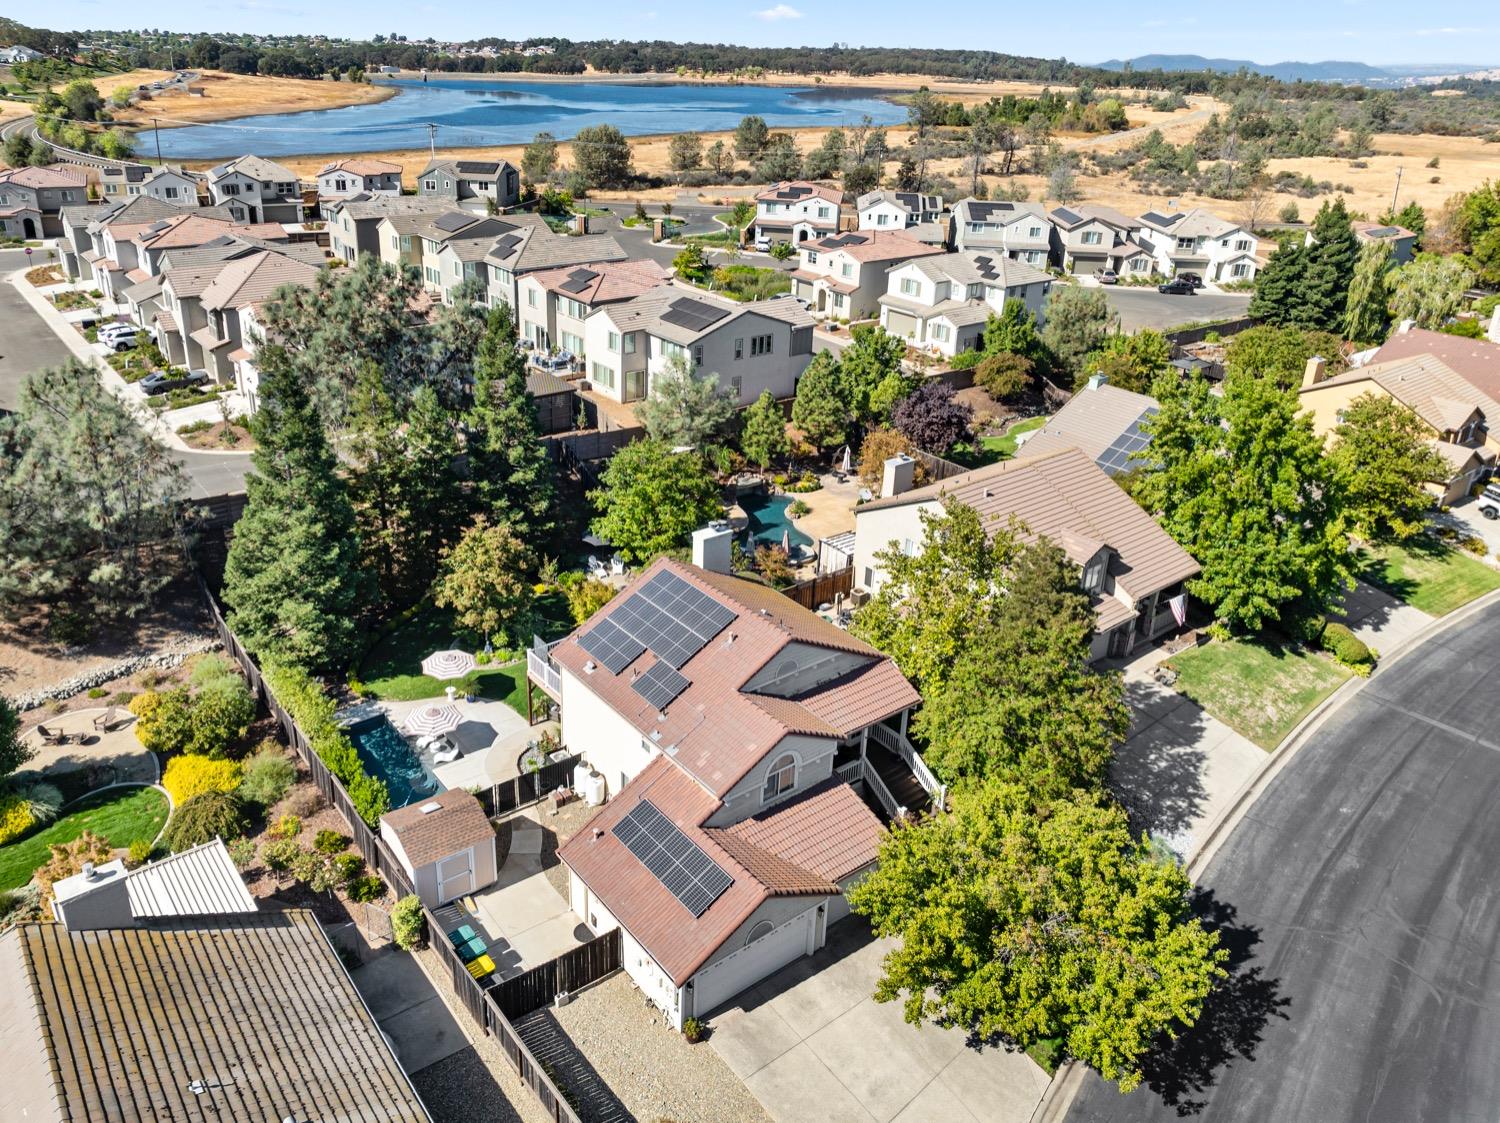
[1476,485,1500,519]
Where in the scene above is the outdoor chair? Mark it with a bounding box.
[587,555,608,579]
[92,709,119,732]
[36,725,68,745]
[610,554,625,576]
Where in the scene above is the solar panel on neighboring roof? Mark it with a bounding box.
[614,800,733,917]
[1142,211,1179,227]
[455,161,500,175]
[491,234,523,257]
[632,661,690,712]
[972,256,999,280]
[559,267,598,294]
[1095,406,1160,477]
[577,617,645,674]
[1053,207,1082,225]
[660,297,731,333]
[1366,226,1400,238]
[434,212,472,233]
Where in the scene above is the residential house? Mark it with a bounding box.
[93,211,286,304]
[753,181,843,245]
[0,45,44,63]
[58,195,189,282]
[205,154,303,223]
[417,157,520,208]
[98,163,202,207]
[194,248,323,391]
[317,157,403,199]
[536,548,930,1027]
[0,164,88,238]
[1136,208,1258,283]
[1049,203,1155,277]
[1016,376,1160,476]
[853,446,1200,660]
[0,911,431,1122]
[328,193,449,263]
[516,258,671,353]
[952,198,1054,266]
[384,211,525,301]
[878,252,1052,358]
[1352,219,1418,266]
[484,225,626,312]
[857,190,943,231]
[582,284,814,407]
[792,229,946,321]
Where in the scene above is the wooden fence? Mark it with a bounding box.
[474,754,580,817]
[491,929,623,1020]
[780,566,855,610]
[1163,316,1257,346]
[911,447,970,483]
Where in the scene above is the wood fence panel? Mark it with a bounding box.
[781,567,855,610]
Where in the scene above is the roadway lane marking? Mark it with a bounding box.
[1357,691,1500,756]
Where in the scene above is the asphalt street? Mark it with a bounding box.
[1100,285,1251,333]
[1067,597,1500,1122]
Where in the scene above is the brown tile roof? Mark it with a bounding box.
[531,258,670,304]
[1311,352,1497,436]
[0,912,429,1122]
[199,249,319,311]
[382,789,494,869]
[1368,327,1500,403]
[0,165,87,189]
[1016,381,1159,467]
[703,830,837,895]
[795,658,921,734]
[722,778,883,883]
[807,229,946,263]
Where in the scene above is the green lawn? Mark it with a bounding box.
[0,787,170,891]
[1357,537,1500,617]
[1167,637,1352,751]
[950,416,1048,468]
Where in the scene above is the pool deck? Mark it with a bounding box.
[342,697,538,794]
[785,473,861,550]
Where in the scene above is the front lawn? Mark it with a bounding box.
[1357,536,1500,618]
[0,787,170,891]
[1166,637,1352,751]
[950,416,1048,468]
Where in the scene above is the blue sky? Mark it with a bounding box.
[12,2,1499,67]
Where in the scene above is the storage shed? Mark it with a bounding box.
[380,790,498,907]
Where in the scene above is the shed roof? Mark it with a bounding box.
[382,789,494,868]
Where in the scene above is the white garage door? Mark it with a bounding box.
[436,850,475,904]
[691,908,813,1017]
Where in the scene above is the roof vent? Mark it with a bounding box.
[418,801,442,815]
[592,828,604,840]
[584,660,597,674]
[81,861,97,881]
[723,631,735,646]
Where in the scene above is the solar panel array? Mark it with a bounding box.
[577,617,645,674]
[491,234,523,257]
[559,268,598,294]
[615,800,733,917]
[632,661,690,712]
[1053,207,1082,225]
[971,255,1001,281]
[455,161,500,175]
[434,212,473,233]
[660,298,731,333]
[615,570,737,668]
[1095,407,1160,477]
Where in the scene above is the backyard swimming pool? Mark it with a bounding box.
[739,491,813,552]
[347,716,441,809]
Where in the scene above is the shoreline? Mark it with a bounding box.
[112,72,398,132]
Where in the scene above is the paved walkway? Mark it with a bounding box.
[471,810,582,973]
[1328,578,1435,652]
[350,946,471,1075]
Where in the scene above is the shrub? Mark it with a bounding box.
[272,812,302,840]
[347,874,386,903]
[559,572,617,624]
[0,791,35,845]
[108,691,137,708]
[948,350,983,370]
[974,352,1034,401]
[261,836,300,876]
[162,754,243,805]
[163,790,248,853]
[187,674,255,757]
[129,688,194,754]
[1321,622,1375,672]
[238,744,296,807]
[392,894,426,950]
[280,788,323,819]
[314,828,348,855]
[36,832,114,917]
[333,852,364,885]
[683,1017,704,1043]
[14,781,63,827]
[226,836,256,869]
[787,498,810,518]
[1461,535,1488,557]
[87,687,108,699]
[262,663,389,826]
[126,839,154,867]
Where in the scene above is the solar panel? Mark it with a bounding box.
[660,297,731,333]
[559,268,598,294]
[615,800,733,917]
[577,617,645,673]
[1095,407,1160,476]
[1366,226,1400,238]
[600,570,737,671]
[1053,207,1082,225]
[434,212,472,233]
[491,234,522,257]
[972,256,1000,281]
[455,161,499,175]
[632,661,690,711]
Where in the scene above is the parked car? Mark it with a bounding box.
[1096,269,1118,285]
[1158,277,1196,295]
[753,235,772,252]
[139,369,208,396]
[1177,272,1204,289]
[1476,485,1500,520]
[98,323,139,346]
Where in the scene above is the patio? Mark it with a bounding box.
[376,696,534,790]
[21,707,158,788]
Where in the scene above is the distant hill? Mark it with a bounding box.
[1098,54,1398,83]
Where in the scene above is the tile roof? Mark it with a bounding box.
[487,227,627,274]
[320,157,402,176]
[602,283,813,343]
[0,164,87,189]
[1049,202,1139,231]
[0,912,429,1122]
[531,258,671,304]
[703,830,837,895]
[806,229,946,264]
[330,194,452,221]
[908,251,1051,290]
[1368,327,1500,403]
[1137,207,1241,238]
[210,154,299,183]
[1016,381,1161,466]
[136,213,239,250]
[955,197,1050,224]
[859,445,1200,609]
[756,180,843,205]
[1311,352,1499,435]
[382,789,494,869]
[720,778,883,883]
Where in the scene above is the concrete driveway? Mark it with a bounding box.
[1432,498,1500,565]
[351,946,471,1075]
[709,918,1049,1123]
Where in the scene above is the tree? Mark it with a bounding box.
[522,131,558,184]
[432,515,533,649]
[0,361,186,622]
[981,299,1043,362]
[1081,330,1171,394]
[61,78,101,121]
[856,429,927,492]
[1342,241,1393,345]
[727,199,755,244]
[1330,393,1449,542]
[1041,287,1112,384]
[803,128,846,180]
[1300,197,1359,332]
[756,134,802,182]
[842,163,879,197]
[634,353,736,449]
[0,696,32,784]
[589,441,722,564]
[221,345,368,671]
[1046,158,1080,205]
[572,123,631,190]
[734,114,770,161]
[668,131,702,172]
[740,389,790,470]
[839,324,913,427]
[847,779,1225,1092]
[704,139,730,176]
[974,352,1033,400]
[1389,253,1476,329]
[892,380,973,455]
[1247,238,1309,326]
[672,242,710,284]
[791,351,850,452]
[1223,325,1346,390]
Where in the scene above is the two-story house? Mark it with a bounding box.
[853,446,1200,660]
[878,252,1052,358]
[951,198,1054,265]
[121,239,324,340]
[582,285,814,408]
[483,225,626,313]
[790,230,946,321]
[316,158,403,200]
[1136,208,1258,283]
[856,190,943,231]
[98,164,202,208]
[417,158,520,209]
[394,212,526,302]
[516,259,670,353]
[327,194,448,264]
[537,546,932,1027]
[0,165,88,238]
[1048,204,1155,277]
[194,249,322,392]
[205,155,303,224]
[753,181,843,245]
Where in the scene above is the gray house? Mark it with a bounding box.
[0,165,89,237]
[327,194,451,263]
[952,198,1054,266]
[206,154,303,224]
[418,158,520,208]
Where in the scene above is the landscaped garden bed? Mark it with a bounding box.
[178,418,255,450]
[0,786,169,891]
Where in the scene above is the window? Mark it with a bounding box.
[840,262,853,278]
[164,187,178,199]
[607,331,620,353]
[1083,558,1105,593]
[931,323,950,342]
[730,374,742,396]
[661,340,687,362]
[1028,225,1043,238]
[453,260,462,277]
[876,212,889,226]
[900,277,919,297]
[423,179,436,191]
[335,178,346,192]
[734,337,744,360]
[762,753,796,801]
[693,345,704,367]
[1235,239,1250,251]
[1082,230,1103,245]
[833,293,844,309]
[1231,263,1250,278]
[526,287,538,307]
[750,334,773,357]
[817,206,830,218]
[424,266,441,286]
[223,183,240,196]
[806,251,818,265]
[624,333,636,354]
[560,297,586,319]
[590,361,616,389]
[426,239,440,254]
[562,331,584,354]
[400,235,412,251]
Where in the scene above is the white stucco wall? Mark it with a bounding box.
[853,499,939,593]
[708,732,837,828]
[558,664,660,797]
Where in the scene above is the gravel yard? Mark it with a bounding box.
[550,973,770,1123]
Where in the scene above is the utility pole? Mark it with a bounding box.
[1390,166,1403,219]
[153,117,162,164]
[427,123,437,160]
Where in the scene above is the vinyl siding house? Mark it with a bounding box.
[327,195,448,263]
[581,284,815,408]
[417,158,520,208]
[516,258,671,353]
[205,154,303,224]
[791,229,946,322]
[396,212,525,301]
[1351,220,1418,266]
[951,198,1054,265]
[1136,208,1258,283]
[538,552,933,1027]
[317,157,403,199]
[483,226,626,313]
[0,164,88,237]
[879,252,1051,358]
[1049,204,1155,277]
[754,181,843,244]
[99,163,202,207]
[857,190,942,231]
[854,446,1200,660]
[194,249,322,389]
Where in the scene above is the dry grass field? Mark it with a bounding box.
[106,69,393,127]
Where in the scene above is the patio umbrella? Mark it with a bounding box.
[403,703,462,738]
[421,649,476,680]
[781,528,791,553]
[839,445,852,474]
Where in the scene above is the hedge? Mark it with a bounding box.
[262,663,390,826]
[1320,621,1375,674]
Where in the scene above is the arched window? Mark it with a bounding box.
[746,920,775,945]
[762,753,796,801]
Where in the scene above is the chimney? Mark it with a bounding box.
[1085,372,1108,391]
[1489,307,1500,345]
[691,521,733,574]
[1397,318,1415,335]
[1302,355,1326,390]
[52,858,134,932]
[882,454,916,499]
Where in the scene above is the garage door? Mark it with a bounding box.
[436,850,475,904]
[691,908,813,1017]
[884,310,918,339]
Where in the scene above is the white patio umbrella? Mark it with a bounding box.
[839,445,852,474]
[781,528,791,553]
[421,649,476,680]
[403,703,462,738]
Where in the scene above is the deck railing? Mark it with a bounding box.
[862,763,904,821]
[868,722,945,808]
[526,647,563,701]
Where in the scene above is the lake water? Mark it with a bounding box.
[151,78,907,160]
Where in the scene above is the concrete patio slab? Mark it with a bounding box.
[890,1077,981,1123]
[744,1041,877,1123]
[349,948,469,1075]
[470,852,581,973]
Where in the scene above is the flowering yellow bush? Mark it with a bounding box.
[0,791,35,845]
[162,754,242,806]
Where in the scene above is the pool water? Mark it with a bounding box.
[739,492,813,552]
[348,716,441,809]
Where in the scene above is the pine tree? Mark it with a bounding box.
[739,389,790,470]
[222,345,368,671]
[1301,197,1359,331]
[1343,242,1393,345]
[1247,239,1308,326]
[790,351,850,452]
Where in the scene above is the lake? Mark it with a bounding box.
[150,78,907,160]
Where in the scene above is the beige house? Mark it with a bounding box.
[791,229,946,321]
[853,446,1200,660]
[878,252,1052,358]
[516,259,670,353]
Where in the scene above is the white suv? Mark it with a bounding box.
[1476,483,1500,520]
